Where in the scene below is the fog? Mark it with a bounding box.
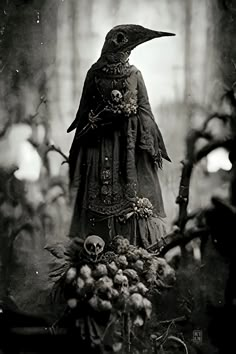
[0,0,233,313]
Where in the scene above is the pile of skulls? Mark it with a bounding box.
[64,236,175,327]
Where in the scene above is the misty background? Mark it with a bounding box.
[0,0,235,319]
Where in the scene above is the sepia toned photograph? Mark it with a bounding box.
[0,0,236,353]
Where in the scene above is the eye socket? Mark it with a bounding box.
[117,32,125,43]
[115,32,127,44]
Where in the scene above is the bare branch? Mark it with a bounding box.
[46,144,69,164]
[174,130,200,232]
[0,118,11,138]
[149,227,209,256]
[166,335,189,354]
[25,96,47,123]
[202,113,232,131]
[195,139,232,162]
[157,316,187,325]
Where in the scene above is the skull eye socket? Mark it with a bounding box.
[111,90,122,102]
[87,244,95,252]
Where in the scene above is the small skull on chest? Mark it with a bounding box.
[111,89,122,104]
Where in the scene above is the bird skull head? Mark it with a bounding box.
[111,90,122,104]
[84,235,105,257]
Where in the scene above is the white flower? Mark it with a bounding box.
[88,295,99,310]
[137,282,149,295]
[80,265,92,279]
[128,293,144,310]
[76,277,85,290]
[133,315,144,327]
[98,299,112,311]
[67,298,77,309]
[66,267,77,283]
[143,298,152,318]
[134,260,144,272]
[107,261,118,275]
[93,264,108,278]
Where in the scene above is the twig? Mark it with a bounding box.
[175,130,201,231]
[23,96,47,124]
[51,307,69,329]
[157,315,187,325]
[178,209,204,230]
[160,115,231,253]
[150,227,209,256]
[46,144,69,164]
[101,313,118,341]
[5,166,20,202]
[0,119,11,137]
[49,193,65,204]
[232,59,236,72]
[195,138,232,162]
[175,160,193,231]
[202,113,232,131]
[9,327,67,336]
[174,104,233,234]
[166,335,189,354]
[153,321,174,349]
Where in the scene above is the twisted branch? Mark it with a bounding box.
[46,144,69,164]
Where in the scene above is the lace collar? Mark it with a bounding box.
[101,60,131,77]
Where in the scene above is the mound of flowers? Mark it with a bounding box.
[64,236,174,322]
[50,235,175,352]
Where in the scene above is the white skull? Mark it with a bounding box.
[84,235,105,257]
[120,275,129,294]
[111,90,122,103]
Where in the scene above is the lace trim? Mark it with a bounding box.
[101,61,131,76]
[85,182,137,216]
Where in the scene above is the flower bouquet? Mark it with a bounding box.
[126,197,154,220]
[49,235,175,353]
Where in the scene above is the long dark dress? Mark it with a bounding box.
[68,62,170,247]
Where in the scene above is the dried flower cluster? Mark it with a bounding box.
[132,197,154,218]
[108,97,138,116]
[64,236,175,328]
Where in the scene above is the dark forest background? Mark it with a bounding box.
[1,0,236,352]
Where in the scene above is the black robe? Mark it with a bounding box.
[68,62,170,247]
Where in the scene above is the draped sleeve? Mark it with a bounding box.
[136,69,171,164]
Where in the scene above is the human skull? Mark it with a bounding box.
[84,235,105,257]
[111,90,122,104]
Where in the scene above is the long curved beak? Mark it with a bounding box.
[153,31,176,38]
[128,27,175,50]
